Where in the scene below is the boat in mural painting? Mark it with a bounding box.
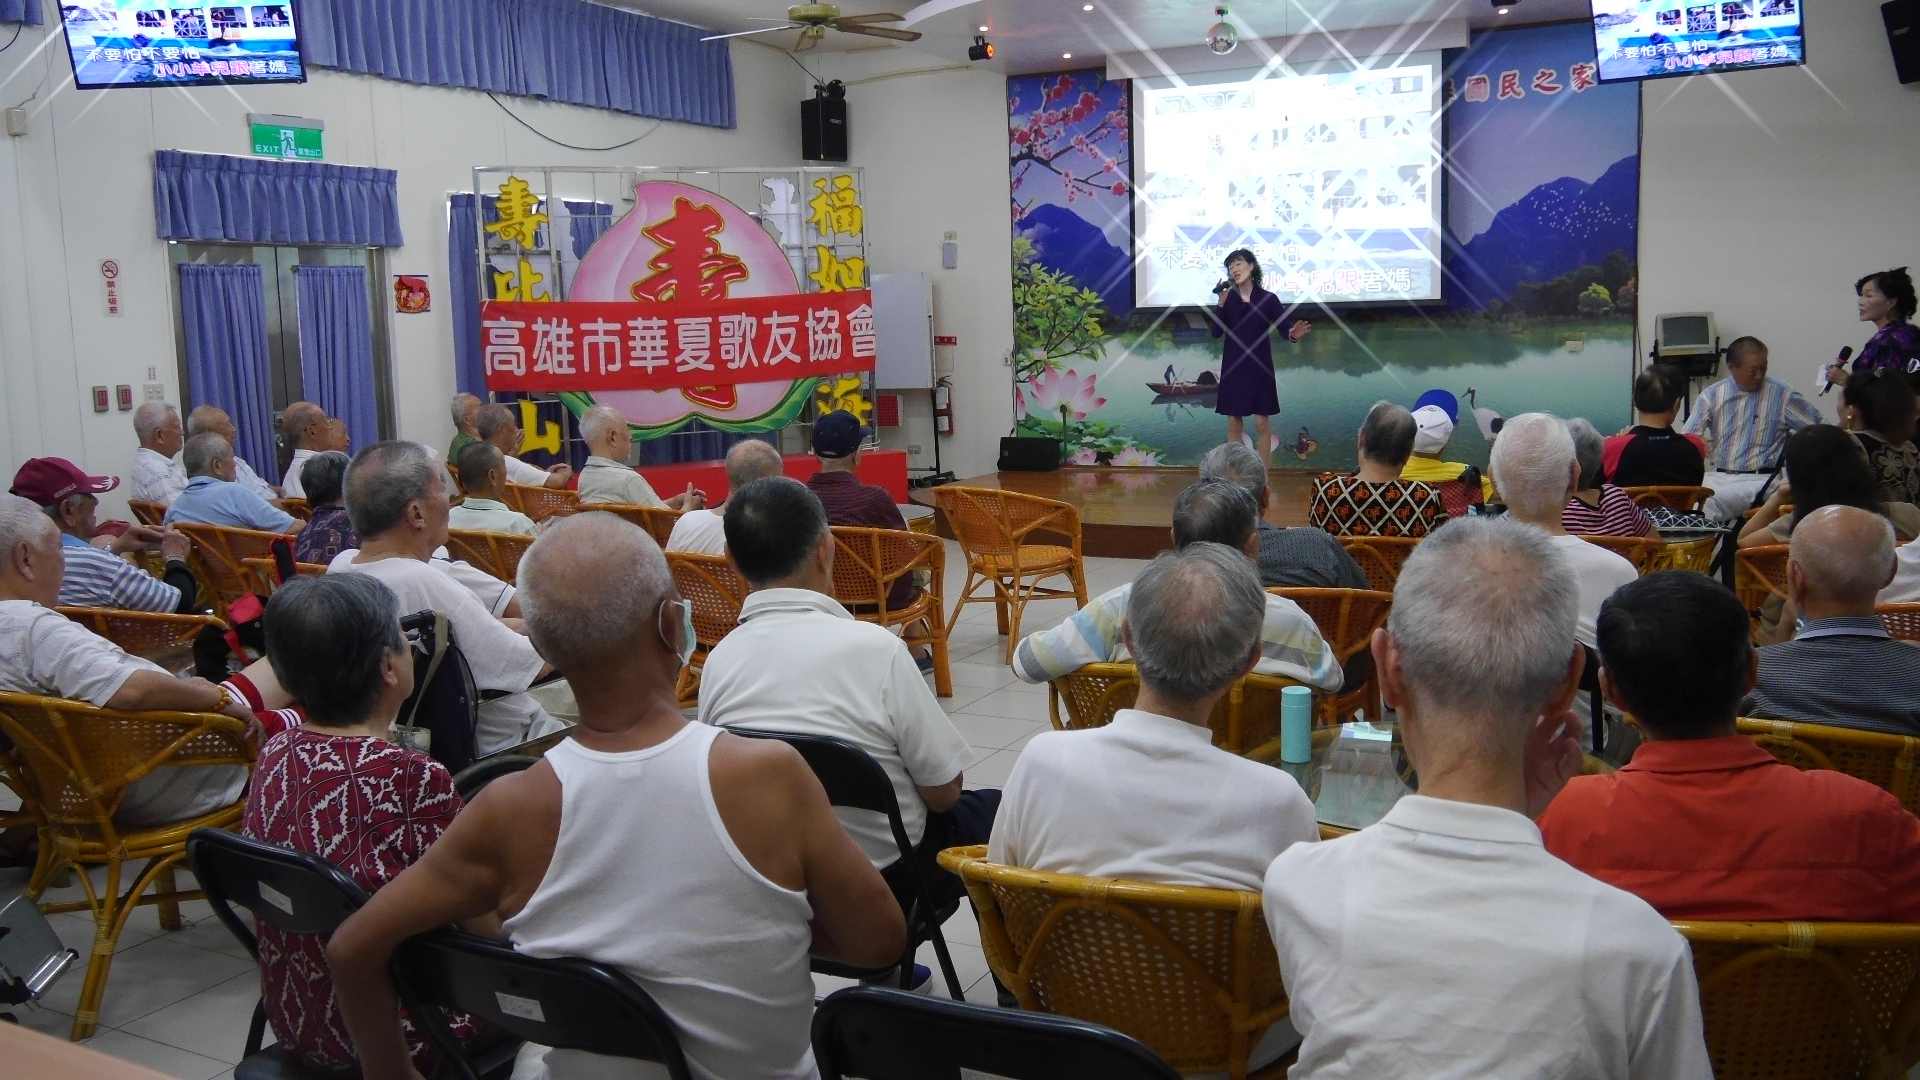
[1147,370,1219,398]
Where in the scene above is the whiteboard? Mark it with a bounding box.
[871,272,933,389]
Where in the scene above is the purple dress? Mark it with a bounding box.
[1210,286,1296,418]
[1852,321,1920,377]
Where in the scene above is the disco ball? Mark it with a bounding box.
[1206,19,1238,54]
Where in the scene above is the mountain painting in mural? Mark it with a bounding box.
[1017,202,1133,316]
[1448,155,1638,312]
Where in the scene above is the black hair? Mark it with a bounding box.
[724,476,828,587]
[1783,424,1883,530]
[1857,266,1918,323]
[1596,571,1752,739]
[455,440,504,493]
[264,574,405,728]
[1224,248,1263,289]
[1725,336,1769,367]
[1359,401,1417,468]
[1171,480,1258,550]
[1842,367,1919,444]
[1632,365,1686,415]
[299,451,351,507]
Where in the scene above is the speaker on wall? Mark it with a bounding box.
[1888,0,1920,85]
[802,95,848,162]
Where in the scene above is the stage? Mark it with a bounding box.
[909,467,1321,559]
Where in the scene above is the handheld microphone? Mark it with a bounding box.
[1213,279,1232,295]
[1819,346,1853,395]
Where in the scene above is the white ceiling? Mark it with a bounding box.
[603,0,1595,75]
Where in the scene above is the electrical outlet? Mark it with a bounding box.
[907,443,923,456]
[143,383,166,402]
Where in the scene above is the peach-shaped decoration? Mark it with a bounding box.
[570,181,808,434]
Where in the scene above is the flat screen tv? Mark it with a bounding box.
[60,1,307,90]
[1590,0,1804,83]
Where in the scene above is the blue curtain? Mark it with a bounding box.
[153,151,404,247]
[300,0,734,128]
[179,264,277,476]
[449,193,486,397]
[563,198,613,260]
[0,0,41,26]
[295,265,380,451]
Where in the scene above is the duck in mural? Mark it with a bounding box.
[1463,387,1504,440]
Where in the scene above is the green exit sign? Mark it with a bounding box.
[248,113,324,161]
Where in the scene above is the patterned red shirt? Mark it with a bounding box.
[241,728,468,1073]
[1309,474,1448,538]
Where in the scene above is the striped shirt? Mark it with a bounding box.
[56,534,181,612]
[1744,617,1920,739]
[1562,486,1655,538]
[1684,377,1820,473]
[130,447,187,505]
[1011,582,1342,692]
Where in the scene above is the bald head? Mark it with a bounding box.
[282,401,328,450]
[186,404,234,440]
[1790,505,1897,613]
[519,513,674,674]
[724,439,784,494]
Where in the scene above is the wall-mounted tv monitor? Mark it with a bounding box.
[1590,0,1804,82]
[60,1,306,90]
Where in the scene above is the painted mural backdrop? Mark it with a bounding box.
[1008,22,1639,469]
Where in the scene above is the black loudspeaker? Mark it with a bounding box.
[1888,1,1920,85]
[998,437,1062,473]
[802,96,849,162]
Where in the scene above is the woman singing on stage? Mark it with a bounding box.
[1211,248,1312,464]
[1825,267,1919,387]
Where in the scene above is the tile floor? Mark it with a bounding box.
[1,544,1147,1076]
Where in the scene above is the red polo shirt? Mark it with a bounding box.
[1538,734,1920,922]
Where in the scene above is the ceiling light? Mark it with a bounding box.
[1496,4,1509,11]
[1063,52,1073,59]
[1083,3,1094,8]
[979,25,989,32]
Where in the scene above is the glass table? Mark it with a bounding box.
[1275,720,1415,838]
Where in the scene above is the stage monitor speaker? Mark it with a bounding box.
[1888,1,1920,85]
[999,437,1062,473]
[802,97,849,162]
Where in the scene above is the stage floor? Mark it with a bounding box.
[910,466,1320,559]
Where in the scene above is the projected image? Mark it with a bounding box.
[1591,0,1803,81]
[1133,57,1443,308]
[60,0,306,90]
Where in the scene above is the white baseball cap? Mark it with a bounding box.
[1412,405,1455,455]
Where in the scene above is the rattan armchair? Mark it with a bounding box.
[1675,919,1920,1079]
[1877,603,1920,643]
[830,525,952,697]
[1736,717,1920,813]
[444,529,536,584]
[1735,544,1792,639]
[1648,532,1718,574]
[1576,533,1664,574]
[666,552,751,708]
[127,500,166,527]
[931,487,1089,665]
[57,607,226,669]
[238,556,328,595]
[0,691,255,1040]
[580,503,684,547]
[171,522,292,619]
[939,846,1289,1080]
[280,498,312,522]
[1046,662,1307,763]
[1622,485,1714,512]
[505,482,579,522]
[1335,535,1421,594]
[1269,588,1391,727]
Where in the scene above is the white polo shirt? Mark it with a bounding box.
[576,456,664,507]
[448,498,538,537]
[665,508,726,555]
[281,448,317,500]
[502,453,555,489]
[990,709,1316,891]
[697,588,974,868]
[1264,795,1711,1079]
[1546,534,1639,649]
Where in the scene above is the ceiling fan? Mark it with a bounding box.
[700,4,923,52]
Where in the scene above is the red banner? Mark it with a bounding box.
[481,290,875,393]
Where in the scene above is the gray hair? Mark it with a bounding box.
[264,574,405,727]
[345,441,439,537]
[451,393,481,429]
[133,402,178,442]
[1791,504,1897,604]
[579,404,629,447]
[1567,418,1605,490]
[476,403,519,442]
[1171,480,1259,550]
[185,404,227,437]
[1127,543,1266,704]
[1490,412,1576,522]
[300,451,352,506]
[724,438,785,493]
[519,512,672,673]
[182,433,232,477]
[1359,401,1417,468]
[1388,517,1578,727]
[0,493,58,560]
[1199,441,1268,500]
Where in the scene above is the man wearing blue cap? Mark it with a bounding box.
[1398,389,1493,510]
[808,409,918,619]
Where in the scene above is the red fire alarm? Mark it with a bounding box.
[116,384,133,411]
[92,386,109,413]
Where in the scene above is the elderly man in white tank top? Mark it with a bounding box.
[327,513,904,1080]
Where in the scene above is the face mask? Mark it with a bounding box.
[658,598,695,667]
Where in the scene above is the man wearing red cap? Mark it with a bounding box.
[9,458,198,614]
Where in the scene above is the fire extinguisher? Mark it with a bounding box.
[933,378,954,436]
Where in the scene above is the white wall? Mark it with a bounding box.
[1637,1,1920,414]
[0,26,804,516]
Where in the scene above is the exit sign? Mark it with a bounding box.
[248,113,324,161]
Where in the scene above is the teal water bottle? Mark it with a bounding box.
[1281,685,1312,764]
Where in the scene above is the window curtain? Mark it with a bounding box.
[299,0,734,128]
[154,151,404,247]
[178,264,277,476]
[294,265,380,452]
[0,0,41,26]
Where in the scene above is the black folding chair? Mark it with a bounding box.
[451,754,536,803]
[186,828,371,1080]
[813,986,1183,1080]
[393,929,693,1080]
[730,728,966,999]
